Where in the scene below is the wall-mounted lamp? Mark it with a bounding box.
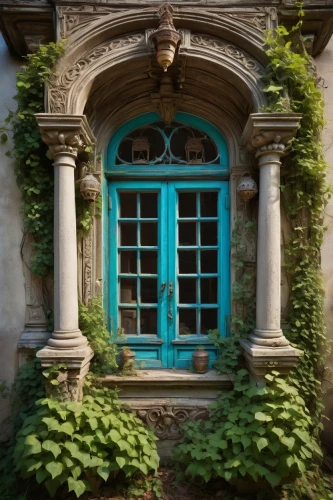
[236,173,258,201]
[149,3,182,72]
[80,172,101,201]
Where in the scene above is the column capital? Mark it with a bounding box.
[241,113,302,152]
[35,113,95,158]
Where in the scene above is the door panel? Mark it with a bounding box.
[109,182,168,368]
[168,181,230,368]
[109,180,229,368]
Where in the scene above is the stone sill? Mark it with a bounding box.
[101,369,234,389]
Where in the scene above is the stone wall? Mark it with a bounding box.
[0,35,25,439]
[316,37,333,452]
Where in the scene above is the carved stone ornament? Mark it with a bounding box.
[149,3,182,72]
[151,75,180,124]
[48,33,145,114]
[190,34,264,77]
[40,130,83,157]
[136,405,208,440]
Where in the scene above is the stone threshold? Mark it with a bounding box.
[101,369,234,399]
[101,369,234,387]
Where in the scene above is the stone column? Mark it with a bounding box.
[240,113,303,377]
[35,114,95,400]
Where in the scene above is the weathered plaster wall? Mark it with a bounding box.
[0,34,25,438]
[316,36,333,451]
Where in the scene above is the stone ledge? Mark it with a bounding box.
[101,369,233,387]
[101,369,234,400]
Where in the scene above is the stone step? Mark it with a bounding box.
[101,370,234,461]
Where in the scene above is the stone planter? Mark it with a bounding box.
[192,347,209,373]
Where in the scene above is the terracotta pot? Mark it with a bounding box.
[192,349,210,373]
[119,348,136,370]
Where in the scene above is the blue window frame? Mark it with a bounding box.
[104,113,230,369]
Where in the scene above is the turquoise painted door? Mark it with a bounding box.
[109,180,230,368]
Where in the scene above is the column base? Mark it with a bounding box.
[47,329,89,348]
[240,338,303,378]
[36,344,94,401]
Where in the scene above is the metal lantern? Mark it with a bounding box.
[185,137,205,164]
[236,173,258,201]
[149,3,182,72]
[80,172,101,201]
[132,137,150,164]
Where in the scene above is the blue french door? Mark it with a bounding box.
[109,180,230,368]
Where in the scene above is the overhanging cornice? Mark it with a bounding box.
[1,1,333,58]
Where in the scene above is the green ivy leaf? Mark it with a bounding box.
[45,461,63,480]
[42,440,61,458]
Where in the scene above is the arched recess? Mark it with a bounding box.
[104,112,230,368]
[47,7,268,163]
[66,7,264,309]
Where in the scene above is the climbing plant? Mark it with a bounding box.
[1,43,64,277]
[209,217,256,374]
[1,42,98,277]
[263,1,331,435]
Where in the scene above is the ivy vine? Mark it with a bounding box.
[263,0,331,458]
[1,43,65,277]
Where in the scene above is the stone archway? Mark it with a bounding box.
[34,5,302,398]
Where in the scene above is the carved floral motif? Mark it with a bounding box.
[191,34,264,76]
[136,405,208,440]
[83,230,93,306]
[48,33,145,113]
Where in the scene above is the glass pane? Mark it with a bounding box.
[120,251,137,274]
[201,222,217,246]
[201,309,218,334]
[178,192,196,218]
[201,192,217,217]
[141,223,157,246]
[120,193,136,218]
[141,309,157,334]
[179,309,197,335]
[179,222,196,246]
[121,309,137,335]
[201,250,217,273]
[141,278,157,303]
[140,251,157,274]
[179,278,197,304]
[120,278,137,303]
[141,193,158,218]
[201,278,218,304]
[178,250,197,274]
[120,223,137,246]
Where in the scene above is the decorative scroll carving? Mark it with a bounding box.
[191,34,264,76]
[22,233,48,331]
[40,129,83,157]
[225,8,277,32]
[136,406,208,440]
[83,229,93,306]
[58,6,122,40]
[48,33,145,114]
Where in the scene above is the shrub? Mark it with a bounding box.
[14,382,159,498]
[173,370,321,489]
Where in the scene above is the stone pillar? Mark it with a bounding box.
[35,114,95,400]
[240,113,303,377]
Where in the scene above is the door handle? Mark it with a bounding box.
[168,281,173,323]
[159,281,166,299]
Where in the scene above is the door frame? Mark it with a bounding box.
[103,112,231,368]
